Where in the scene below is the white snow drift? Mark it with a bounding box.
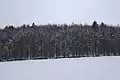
[0,56,120,80]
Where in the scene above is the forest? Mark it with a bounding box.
[0,21,120,62]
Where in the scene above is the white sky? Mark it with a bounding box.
[0,0,120,28]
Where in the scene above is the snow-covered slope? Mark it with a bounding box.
[0,56,120,80]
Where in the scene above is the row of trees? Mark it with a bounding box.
[0,21,120,62]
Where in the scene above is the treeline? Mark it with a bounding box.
[0,21,120,62]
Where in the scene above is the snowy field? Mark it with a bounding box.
[0,56,120,80]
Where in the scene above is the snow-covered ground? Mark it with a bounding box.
[0,56,120,80]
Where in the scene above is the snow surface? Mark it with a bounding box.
[0,56,120,80]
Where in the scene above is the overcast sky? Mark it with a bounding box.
[0,0,120,28]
